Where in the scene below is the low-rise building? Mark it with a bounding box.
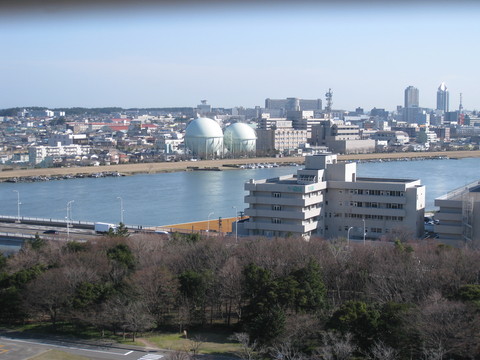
[244,153,425,240]
[434,180,480,248]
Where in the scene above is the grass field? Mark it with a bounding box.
[141,331,240,355]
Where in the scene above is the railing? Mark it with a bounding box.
[0,232,32,239]
[0,215,145,231]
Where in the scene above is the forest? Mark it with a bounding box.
[0,232,479,360]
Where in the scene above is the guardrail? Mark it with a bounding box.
[0,215,145,231]
[0,232,32,239]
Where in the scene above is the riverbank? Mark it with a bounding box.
[1,150,480,181]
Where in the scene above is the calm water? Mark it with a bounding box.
[0,158,479,227]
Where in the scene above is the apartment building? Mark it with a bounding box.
[29,144,91,164]
[434,180,480,248]
[256,123,308,154]
[244,153,425,240]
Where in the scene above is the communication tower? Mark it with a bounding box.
[325,88,333,119]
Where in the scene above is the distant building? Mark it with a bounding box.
[256,127,307,155]
[371,131,410,146]
[311,120,375,154]
[29,144,91,164]
[196,100,212,115]
[48,133,88,146]
[244,153,425,240]
[435,180,480,248]
[264,97,322,117]
[436,82,449,112]
[404,86,419,108]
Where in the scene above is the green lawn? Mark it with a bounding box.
[144,331,241,355]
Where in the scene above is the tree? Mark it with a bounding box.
[290,259,326,313]
[107,223,129,237]
[106,243,135,271]
[327,300,380,350]
[129,266,179,326]
[229,332,259,360]
[410,293,480,358]
[24,268,73,328]
[178,270,211,325]
[368,340,399,360]
[315,331,357,360]
[416,130,428,145]
[28,233,47,250]
[245,305,285,346]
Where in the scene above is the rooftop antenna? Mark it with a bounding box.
[325,88,333,120]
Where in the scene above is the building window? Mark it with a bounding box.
[273,192,281,198]
[272,218,281,224]
[272,205,282,211]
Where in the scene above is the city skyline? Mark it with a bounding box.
[1,2,479,111]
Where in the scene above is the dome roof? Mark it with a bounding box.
[224,123,257,141]
[185,117,223,138]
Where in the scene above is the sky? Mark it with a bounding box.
[1,1,479,111]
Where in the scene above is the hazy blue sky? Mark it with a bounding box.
[1,2,479,111]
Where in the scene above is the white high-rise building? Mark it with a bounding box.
[244,153,425,240]
[436,82,449,112]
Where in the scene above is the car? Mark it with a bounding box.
[43,229,59,234]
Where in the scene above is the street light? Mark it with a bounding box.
[13,190,21,223]
[66,200,74,240]
[232,206,238,242]
[207,212,214,234]
[117,196,124,224]
[347,226,353,245]
[362,218,366,245]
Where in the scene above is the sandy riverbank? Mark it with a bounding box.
[1,150,480,180]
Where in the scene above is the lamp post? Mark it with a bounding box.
[117,196,124,224]
[362,218,366,245]
[13,190,20,223]
[347,226,353,245]
[66,200,74,240]
[232,206,238,242]
[207,212,214,234]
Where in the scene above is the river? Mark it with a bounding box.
[0,157,478,227]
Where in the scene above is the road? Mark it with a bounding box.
[0,335,166,360]
[0,221,100,243]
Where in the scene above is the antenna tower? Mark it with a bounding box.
[459,93,464,113]
[325,88,333,119]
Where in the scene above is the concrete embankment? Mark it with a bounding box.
[1,150,480,181]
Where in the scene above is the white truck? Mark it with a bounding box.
[94,222,117,233]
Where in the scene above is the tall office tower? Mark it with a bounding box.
[404,86,419,108]
[436,82,449,112]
